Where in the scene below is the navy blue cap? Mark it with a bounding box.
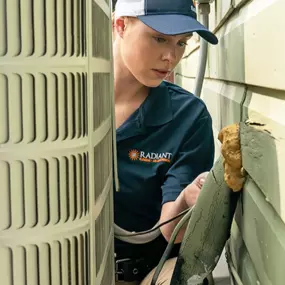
[115,0,218,45]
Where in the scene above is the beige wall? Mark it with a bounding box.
[176,0,285,284]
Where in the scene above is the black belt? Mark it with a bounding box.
[115,257,154,282]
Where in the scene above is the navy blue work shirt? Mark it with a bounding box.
[114,81,214,257]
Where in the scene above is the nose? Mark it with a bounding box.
[162,47,177,64]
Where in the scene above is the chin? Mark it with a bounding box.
[141,78,163,88]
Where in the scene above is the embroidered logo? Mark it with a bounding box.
[129,149,140,161]
[128,149,173,163]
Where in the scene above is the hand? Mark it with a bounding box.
[182,172,209,207]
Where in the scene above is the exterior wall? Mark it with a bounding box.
[176,0,285,284]
[0,1,115,285]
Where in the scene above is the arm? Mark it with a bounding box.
[159,114,214,243]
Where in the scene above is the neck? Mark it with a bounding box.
[113,43,149,103]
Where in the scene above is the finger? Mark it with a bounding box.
[200,171,209,178]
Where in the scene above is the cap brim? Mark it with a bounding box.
[137,14,218,45]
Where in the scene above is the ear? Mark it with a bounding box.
[115,17,127,38]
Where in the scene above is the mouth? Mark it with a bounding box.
[152,69,171,78]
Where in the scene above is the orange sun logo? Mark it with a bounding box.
[129,149,140,161]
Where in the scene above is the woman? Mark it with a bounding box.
[112,0,218,284]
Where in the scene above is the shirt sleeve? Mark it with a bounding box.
[161,113,215,205]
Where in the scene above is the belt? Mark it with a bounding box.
[115,257,153,282]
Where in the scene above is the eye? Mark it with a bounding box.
[178,41,188,47]
[154,37,166,43]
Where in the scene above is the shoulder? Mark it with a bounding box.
[162,81,211,121]
[142,81,212,128]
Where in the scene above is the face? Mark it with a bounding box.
[114,17,191,87]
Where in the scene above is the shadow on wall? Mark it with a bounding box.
[112,0,117,10]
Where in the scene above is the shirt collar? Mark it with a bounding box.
[140,81,173,127]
